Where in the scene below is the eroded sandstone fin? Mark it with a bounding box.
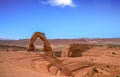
[61,44,91,57]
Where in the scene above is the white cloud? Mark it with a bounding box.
[40,0,76,8]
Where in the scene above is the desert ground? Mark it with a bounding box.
[0,38,120,77]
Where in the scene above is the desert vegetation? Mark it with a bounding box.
[0,45,26,51]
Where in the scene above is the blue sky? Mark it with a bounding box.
[0,0,120,39]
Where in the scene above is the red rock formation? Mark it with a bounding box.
[61,44,91,57]
[27,32,52,52]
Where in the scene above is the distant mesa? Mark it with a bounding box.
[0,38,13,40]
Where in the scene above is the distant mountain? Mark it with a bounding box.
[0,38,14,40]
[0,38,120,47]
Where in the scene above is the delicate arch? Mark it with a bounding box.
[27,32,52,52]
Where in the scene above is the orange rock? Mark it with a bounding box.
[61,44,91,57]
[27,32,52,52]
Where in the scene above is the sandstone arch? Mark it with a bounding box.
[27,32,52,52]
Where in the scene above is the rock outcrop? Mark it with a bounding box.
[61,44,91,57]
[27,32,52,52]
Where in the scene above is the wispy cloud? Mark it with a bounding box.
[40,0,76,8]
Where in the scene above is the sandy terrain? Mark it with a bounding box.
[0,45,120,77]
